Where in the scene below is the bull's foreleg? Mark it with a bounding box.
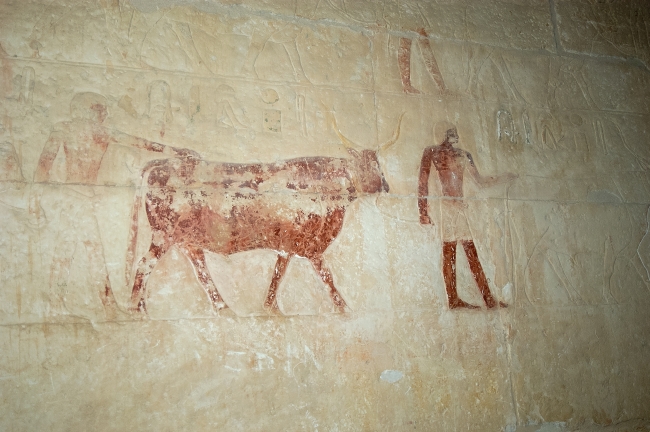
[181,247,227,311]
[310,257,347,313]
[130,242,168,314]
[264,253,291,312]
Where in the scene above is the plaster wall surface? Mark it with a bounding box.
[0,0,649,431]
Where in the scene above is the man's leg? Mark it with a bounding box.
[461,240,507,308]
[416,28,446,92]
[398,37,421,94]
[443,241,479,309]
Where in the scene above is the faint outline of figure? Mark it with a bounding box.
[13,66,35,105]
[418,127,517,309]
[538,112,563,152]
[466,46,525,103]
[215,84,248,134]
[561,113,590,155]
[548,58,598,110]
[0,140,23,182]
[243,22,309,83]
[33,92,198,318]
[398,28,446,95]
[148,80,173,139]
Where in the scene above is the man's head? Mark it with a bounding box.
[70,92,108,123]
[444,128,458,146]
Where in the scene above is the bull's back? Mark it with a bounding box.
[142,157,353,257]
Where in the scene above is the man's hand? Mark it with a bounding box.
[420,214,432,225]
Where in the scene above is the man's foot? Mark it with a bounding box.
[403,85,422,95]
[485,298,508,309]
[449,297,480,309]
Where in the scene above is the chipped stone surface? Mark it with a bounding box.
[0,1,649,431]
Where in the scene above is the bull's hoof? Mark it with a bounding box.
[208,290,228,311]
[213,301,228,311]
[263,302,282,316]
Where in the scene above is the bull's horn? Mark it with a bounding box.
[331,119,364,152]
[379,112,405,151]
[325,107,364,152]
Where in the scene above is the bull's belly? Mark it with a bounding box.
[172,204,347,259]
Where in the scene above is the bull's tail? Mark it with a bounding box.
[124,159,164,290]
[125,183,143,291]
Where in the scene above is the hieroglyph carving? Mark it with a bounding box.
[497,110,516,143]
[398,29,446,95]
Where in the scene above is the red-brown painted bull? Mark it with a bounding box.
[126,112,403,314]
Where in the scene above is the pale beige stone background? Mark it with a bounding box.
[1,0,649,431]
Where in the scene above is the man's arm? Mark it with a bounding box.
[418,147,434,225]
[465,151,517,188]
[109,129,201,159]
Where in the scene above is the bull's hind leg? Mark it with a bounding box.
[130,242,169,314]
[264,253,291,312]
[310,257,347,313]
[180,246,227,311]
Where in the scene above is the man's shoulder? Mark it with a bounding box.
[423,144,442,153]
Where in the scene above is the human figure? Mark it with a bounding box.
[418,127,517,309]
[398,28,446,94]
[33,92,198,318]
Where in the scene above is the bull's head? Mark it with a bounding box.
[328,110,404,194]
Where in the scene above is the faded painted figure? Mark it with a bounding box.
[418,127,517,309]
[127,112,404,315]
[33,92,197,318]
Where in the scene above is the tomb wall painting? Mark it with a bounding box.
[0,1,649,430]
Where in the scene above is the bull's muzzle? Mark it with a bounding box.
[381,176,390,193]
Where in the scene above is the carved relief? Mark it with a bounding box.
[13,66,35,105]
[127,111,404,315]
[147,80,173,139]
[419,126,517,309]
[497,110,516,143]
[398,28,446,95]
[32,92,198,318]
[261,88,281,134]
[466,46,525,103]
[0,141,23,182]
[188,85,201,122]
[296,94,307,137]
[214,84,248,135]
[244,22,309,83]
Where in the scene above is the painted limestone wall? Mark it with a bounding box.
[1,0,650,430]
